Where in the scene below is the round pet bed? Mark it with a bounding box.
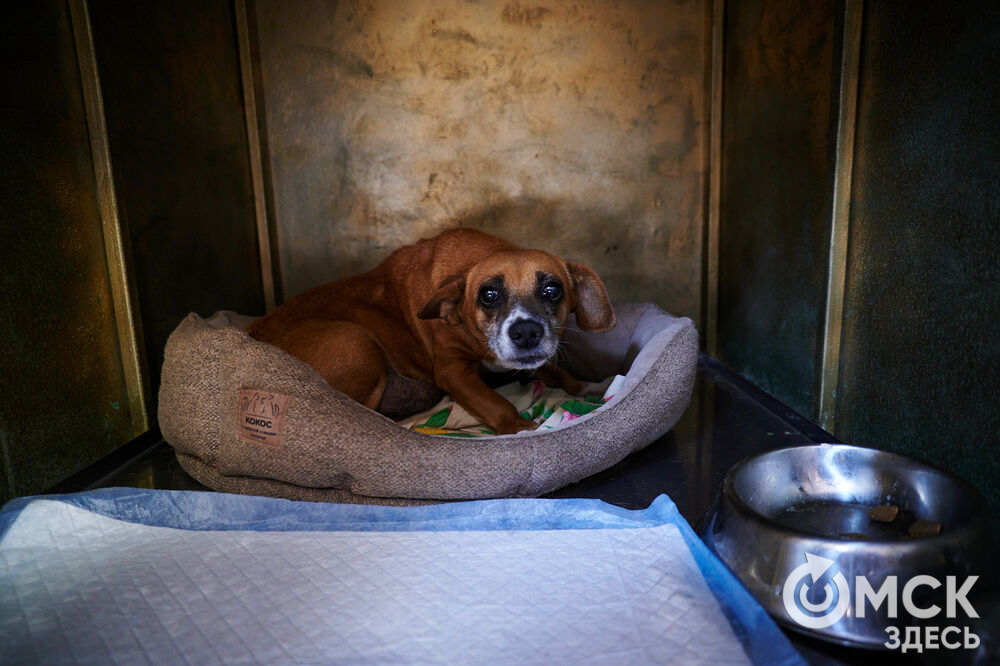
[158,302,698,505]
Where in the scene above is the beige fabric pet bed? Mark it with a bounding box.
[158,302,698,505]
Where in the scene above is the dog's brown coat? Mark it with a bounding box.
[248,229,615,434]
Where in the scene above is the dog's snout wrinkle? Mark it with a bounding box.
[487,305,556,369]
[508,318,543,350]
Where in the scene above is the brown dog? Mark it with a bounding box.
[247,229,616,434]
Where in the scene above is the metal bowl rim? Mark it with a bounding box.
[721,442,987,544]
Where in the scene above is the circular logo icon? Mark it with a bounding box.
[782,553,850,629]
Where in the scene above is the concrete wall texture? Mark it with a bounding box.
[255,0,709,320]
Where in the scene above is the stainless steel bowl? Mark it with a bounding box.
[704,444,992,649]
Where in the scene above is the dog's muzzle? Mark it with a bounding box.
[488,308,557,370]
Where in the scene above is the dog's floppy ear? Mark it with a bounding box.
[568,262,616,332]
[418,274,465,325]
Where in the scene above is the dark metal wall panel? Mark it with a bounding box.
[717,0,840,418]
[253,0,710,320]
[839,1,1000,513]
[88,0,265,396]
[0,1,134,501]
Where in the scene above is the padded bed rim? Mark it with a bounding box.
[159,302,698,504]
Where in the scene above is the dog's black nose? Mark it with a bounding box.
[509,319,543,350]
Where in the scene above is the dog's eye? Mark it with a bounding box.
[478,286,500,307]
[541,283,563,302]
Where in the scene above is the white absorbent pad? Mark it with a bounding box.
[0,490,803,665]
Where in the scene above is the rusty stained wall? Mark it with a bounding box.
[254,0,709,319]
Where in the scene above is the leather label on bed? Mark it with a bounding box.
[237,388,291,448]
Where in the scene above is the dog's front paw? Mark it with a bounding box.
[493,416,539,435]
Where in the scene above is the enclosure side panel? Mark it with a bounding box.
[717,0,839,419]
[839,1,1000,515]
[88,0,265,398]
[0,1,134,500]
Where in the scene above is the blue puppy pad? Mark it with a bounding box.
[0,489,802,665]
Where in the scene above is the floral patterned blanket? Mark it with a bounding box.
[398,375,626,437]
